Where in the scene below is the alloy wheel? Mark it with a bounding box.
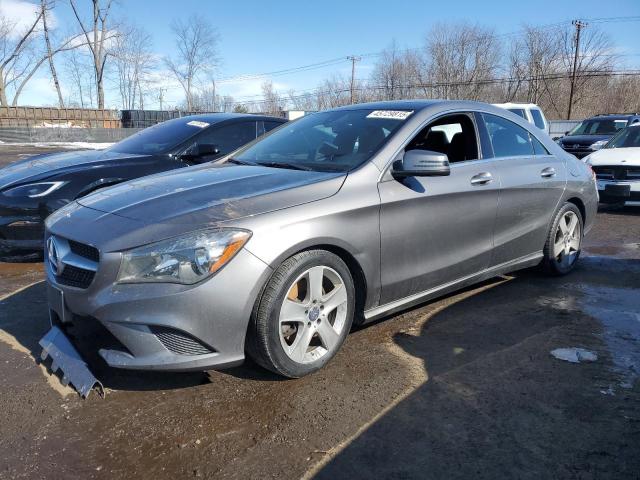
[553,211,581,268]
[278,265,348,364]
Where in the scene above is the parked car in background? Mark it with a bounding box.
[0,113,286,259]
[557,113,640,159]
[43,100,597,380]
[492,102,549,134]
[584,123,640,205]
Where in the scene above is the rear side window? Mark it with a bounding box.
[264,121,283,132]
[196,121,257,154]
[482,113,533,158]
[530,109,546,130]
[508,108,527,119]
[530,134,549,155]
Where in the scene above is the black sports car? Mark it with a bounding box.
[0,113,286,259]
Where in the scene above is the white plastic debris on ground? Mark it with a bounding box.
[550,347,598,364]
[0,142,112,150]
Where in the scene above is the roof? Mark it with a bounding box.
[492,102,542,109]
[588,113,640,120]
[331,100,443,112]
[169,112,286,124]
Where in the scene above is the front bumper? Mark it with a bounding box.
[46,245,273,371]
[596,178,640,202]
[561,147,593,159]
[0,216,45,257]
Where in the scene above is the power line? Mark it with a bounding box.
[224,69,640,107]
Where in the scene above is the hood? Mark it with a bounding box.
[560,134,611,147]
[76,163,346,226]
[0,149,150,190]
[587,147,640,167]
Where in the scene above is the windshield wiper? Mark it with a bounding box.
[226,157,258,166]
[259,161,313,171]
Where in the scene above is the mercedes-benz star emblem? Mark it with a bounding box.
[47,236,62,275]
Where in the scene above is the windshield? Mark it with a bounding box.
[232,109,411,172]
[109,118,212,154]
[568,118,628,136]
[605,126,640,148]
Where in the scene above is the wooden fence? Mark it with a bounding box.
[0,107,120,128]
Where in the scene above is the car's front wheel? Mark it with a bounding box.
[247,250,355,378]
[542,202,583,275]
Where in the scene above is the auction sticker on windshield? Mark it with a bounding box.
[366,110,414,120]
[187,120,210,128]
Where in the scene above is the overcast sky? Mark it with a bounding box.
[3,0,640,109]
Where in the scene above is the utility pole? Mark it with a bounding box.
[567,20,587,120]
[347,56,361,104]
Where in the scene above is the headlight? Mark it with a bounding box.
[2,181,66,198]
[117,229,251,285]
[590,140,607,151]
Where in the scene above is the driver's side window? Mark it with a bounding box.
[405,113,479,163]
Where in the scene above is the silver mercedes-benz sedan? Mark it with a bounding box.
[44,100,598,378]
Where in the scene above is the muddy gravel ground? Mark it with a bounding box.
[0,147,639,479]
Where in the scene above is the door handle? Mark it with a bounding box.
[470,172,493,186]
[541,167,556,178]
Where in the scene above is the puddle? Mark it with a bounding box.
[583,243,640,259]
[577,285,640,389]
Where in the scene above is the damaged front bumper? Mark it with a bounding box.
[45,245,272,373]
[39,326,103,398]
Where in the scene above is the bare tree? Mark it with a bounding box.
[370,40,420,101]
[112,24,155,109]
[69,0,115,109]
[260,80,281,114]
[0,8,43,106]
[424,23,502,100]
[189,83,235,112]
[315,75,351,109]
[165,15,218,110]
[63,46,94,107]
[559,24,615,119]
[40,0,64,106]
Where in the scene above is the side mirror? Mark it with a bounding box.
[183,143,220,161]
[392,150,450,178]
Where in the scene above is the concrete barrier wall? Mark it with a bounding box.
[549,120,581,138]
[0,127,142,144]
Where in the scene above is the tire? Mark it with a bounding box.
[541,202,583,276]
[247,250,355,378]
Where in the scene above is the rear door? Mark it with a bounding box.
[478,113,566,266]
[378,112,501,305]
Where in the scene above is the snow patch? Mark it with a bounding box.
[0,142,112,150]
[550,347,598,364]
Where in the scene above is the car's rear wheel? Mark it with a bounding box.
[247,250,354,378]
[542,203,583,275]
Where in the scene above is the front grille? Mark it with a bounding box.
[150,326,214,356]
[593,165,640,180]
[58,264,96,289]
[69,239,100,262]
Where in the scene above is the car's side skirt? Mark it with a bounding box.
[363,252,543,323]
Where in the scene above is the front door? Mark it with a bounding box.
[378,113,500,305]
